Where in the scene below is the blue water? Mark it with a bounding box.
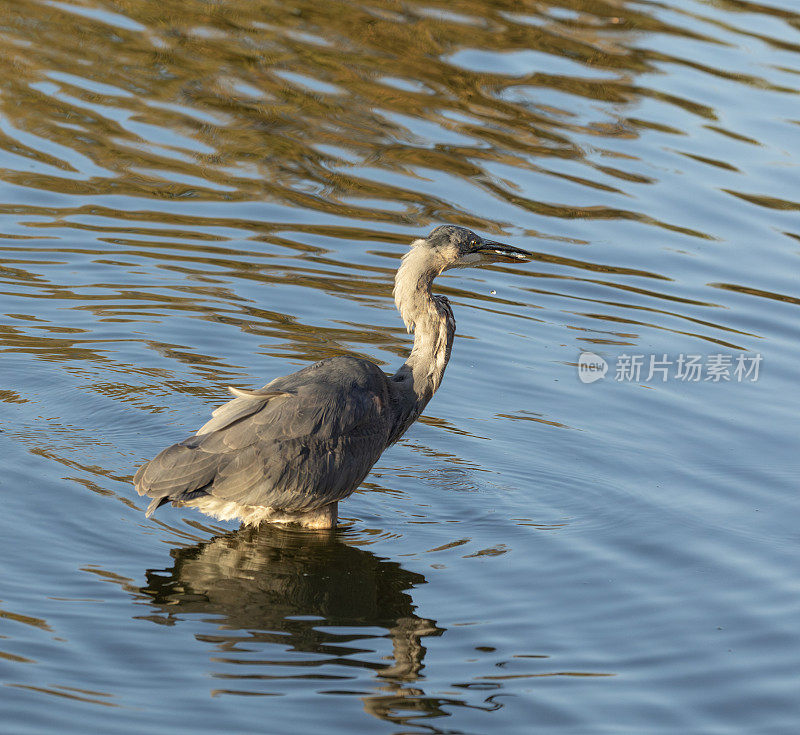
[1,1,799,733]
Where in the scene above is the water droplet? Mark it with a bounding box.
[490,290,496,295]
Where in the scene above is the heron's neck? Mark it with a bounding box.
[390,245,455,438]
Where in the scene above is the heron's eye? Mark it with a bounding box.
[470,239,477,246]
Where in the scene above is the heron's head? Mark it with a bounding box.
[416,225,532,271]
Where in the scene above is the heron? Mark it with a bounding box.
[134,225,531,529]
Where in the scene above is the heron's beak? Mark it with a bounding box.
[475,240,533,263]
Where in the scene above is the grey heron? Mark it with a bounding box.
[134,225,531,528]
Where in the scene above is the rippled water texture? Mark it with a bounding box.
[1,1,799,733]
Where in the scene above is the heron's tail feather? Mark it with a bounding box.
[135,439,221,517]
[145,496,170,518]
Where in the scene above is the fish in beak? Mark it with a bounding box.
[472,239,533,264]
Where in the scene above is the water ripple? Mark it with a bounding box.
[1,1,799,733]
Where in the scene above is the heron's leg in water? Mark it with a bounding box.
[266,502,338,530]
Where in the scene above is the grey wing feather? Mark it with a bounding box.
[135,357,395,517]
[196,389,292,435]
[134,390,291,508]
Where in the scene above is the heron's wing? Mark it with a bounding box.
[133,390,291,514]
[196,389,292,435]
[135,358,394,515]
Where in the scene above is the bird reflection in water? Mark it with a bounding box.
[139,525,451,725]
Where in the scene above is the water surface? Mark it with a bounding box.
[1,1,799,733]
